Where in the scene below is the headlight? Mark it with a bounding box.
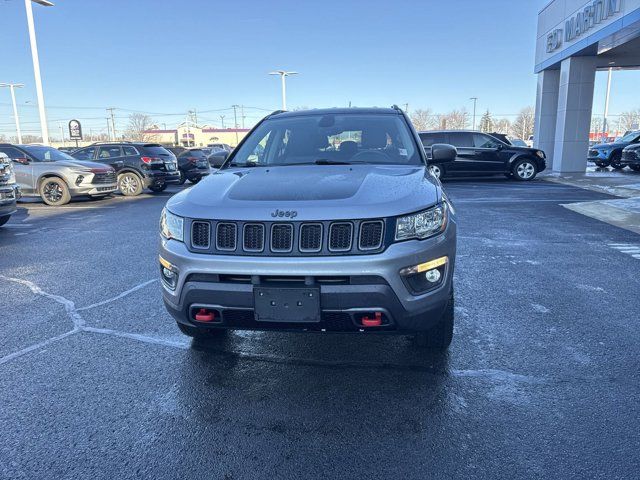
[395,204,447,241]
[535,150,545,159]
[6,163,16,184]
[160,208,184,242]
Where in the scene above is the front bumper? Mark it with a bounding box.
[70,183,118,196]
[160,220,456,333]
[0,186,17,217]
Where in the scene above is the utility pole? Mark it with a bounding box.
[470,97,478,130]
[25,0,54,145]
[231,104,240,144]
[0,83,24,144]
[241,105,246,129]
[403,103,409,114]
[220,115,226,129]
[603,67,613,142]
[185,112,191,147]
[106,118,111,141]
[58,121,65,146]
[106,107,116,141]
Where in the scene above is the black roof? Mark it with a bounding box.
[270,107,401,119]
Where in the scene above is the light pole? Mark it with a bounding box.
[24,0,54,145]
[269,70,299,110]
[469,97,478,130]
[0,83,24,143]
[220,115,226,129]
[602,67,613,142]
[231,104,240,144]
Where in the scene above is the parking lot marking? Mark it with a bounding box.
[607,243,640,260]
[76,279,158,311]
[83,326,189,349]
[0,331,76,366]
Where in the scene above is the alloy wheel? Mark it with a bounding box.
[120,174,139,195]
[516,162,535,179]
[43,181,64,203]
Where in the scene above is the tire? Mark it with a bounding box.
[414,289,454,350]
[39,177,71,206]
[428,164,443,180]
[609,152,623,170]
[177,170,186,185]
[512,158,538,181]
[630,165,640,172]
[188,176,201,185]
[0,215,10,227]
[177,322,227,341]
[118,172,143,196]
[149,184,167,193]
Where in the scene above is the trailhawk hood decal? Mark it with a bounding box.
[166,164,440,221]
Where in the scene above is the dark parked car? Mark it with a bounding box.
[207,143,232,152]
[588,131,640,169]
[165,147,210,185]
[57,146,78,154]
[71,142,180,195]
[622,143,640,172]
[419,130,547,181]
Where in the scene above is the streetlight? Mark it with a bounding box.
[269,70,299,110]
[0,83,25,143]
[469,97,478,131]
[24,0,54,145]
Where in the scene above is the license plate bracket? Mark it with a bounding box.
[254,286,320,323]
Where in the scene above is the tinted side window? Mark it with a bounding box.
[123,146,139,156]
[473,134,500,149]
[73,146,96,161]
[446,133,473,148]
[98,146,123,158]
[0,147,26,159]
[419,133,446,147]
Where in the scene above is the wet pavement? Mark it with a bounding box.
[1,179,639,479]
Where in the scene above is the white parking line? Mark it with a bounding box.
[607,243,640,260]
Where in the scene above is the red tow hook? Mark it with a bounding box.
[194,308,215,322]
[361,312,383,327]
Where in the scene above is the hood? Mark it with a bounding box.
[507,145,541,155]
[623,143,640,151]
[167,164,441,221]
[54,160,113,171]
[592,141,627,150]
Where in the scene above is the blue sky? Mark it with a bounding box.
[0,0,638,138]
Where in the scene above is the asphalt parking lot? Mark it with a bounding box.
[1,179,639,479]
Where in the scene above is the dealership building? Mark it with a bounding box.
[534,0,640,172]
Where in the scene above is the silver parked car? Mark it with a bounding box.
[0,144,117,206]
[160,107,459,350]
[0,152,20,226]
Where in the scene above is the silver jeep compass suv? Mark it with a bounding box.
[159,107,458,349]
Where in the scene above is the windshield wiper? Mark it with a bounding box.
[228,162,260,167]
[313,159,352,165]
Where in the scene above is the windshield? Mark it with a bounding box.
[620,131,640,143]
[227,113,422,167]
[21,145,77,162]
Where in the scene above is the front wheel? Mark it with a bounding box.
[149,184,167,193]
[0,215,10,227]
[428,164,443,180]
[118,172,143,196]
[39,177,71,206]
[630,165,640,172]
[512,159,538,181]
[177,170,186,185]
[610,152,624,170]
[414,290,454,350]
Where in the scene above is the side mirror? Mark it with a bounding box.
[13,157,30,165]
[209,151,229,168]
[430,144,457,163]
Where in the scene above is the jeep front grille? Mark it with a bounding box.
[191,221,210,249]
[359,221,384,250]
[329,223,353,252]
[188,219,386,256]
[216,223,237,251]
[299,223,322,252]
[271,224,293,252]
[243,223,264,252]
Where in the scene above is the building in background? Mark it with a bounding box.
[144,125,250,147]
[534,0,640,173]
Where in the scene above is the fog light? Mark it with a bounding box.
[159,255,178,290]
[425,268,441,283]
[75,175,84,185]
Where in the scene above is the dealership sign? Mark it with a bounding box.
[546,0,621,52]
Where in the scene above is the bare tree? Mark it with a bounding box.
[440,109,469,130]
[479,110,494,133]
[125,113,157,142]
[616,109,640,134]
[410,109,440,131]
[21,135,43,144]
[493,118,512,135]
[511,106,535,140]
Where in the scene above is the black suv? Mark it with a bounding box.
[71,142,180,196]
[165,147,211,185]
[419,130,547,181]
[588,131,640,169]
